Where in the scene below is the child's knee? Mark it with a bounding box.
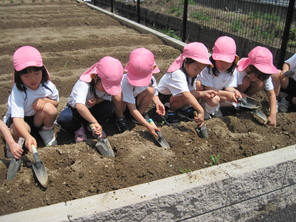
[42,103,58,115]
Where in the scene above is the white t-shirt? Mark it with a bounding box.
[198,67,237,90]
[157,69,196,96]
[235,68,274,91]
[121,74,158,104]
[68,80,112,108]
[4,81,59,120]
[285,53,296,81]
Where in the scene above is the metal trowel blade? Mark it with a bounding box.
[156,132,170,148]
[95,139,115,157]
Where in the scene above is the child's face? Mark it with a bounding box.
[185,62,207,77]
[215,60,232,72]
[20,69,43,90]
[95,80,106,92]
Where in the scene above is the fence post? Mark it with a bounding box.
[182,0,188,42]
[278,0,295,68]
[137,0,140,23]
[111,0,113,13]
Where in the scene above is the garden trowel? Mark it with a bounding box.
[31,145,48,188]
[89,124,115,157]
[7,137,25,180]
[193,111,208,138]
[147,118,170,148]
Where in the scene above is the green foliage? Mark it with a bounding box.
[209,154,220,166]
[249,12,280,22]
[179,167,192,174]
[231,20,243,32]
[168,7,182,17]
[191,12,211,21]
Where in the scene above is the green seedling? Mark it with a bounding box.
[209,154,220,166]
[178,167,192,174]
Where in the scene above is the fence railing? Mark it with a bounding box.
[92,0,295,68]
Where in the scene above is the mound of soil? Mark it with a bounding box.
[0,0,295,216]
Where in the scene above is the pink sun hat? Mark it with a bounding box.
[13,46,50,78]
[80,56,124,95]
[125,48,160,87]
[212,36,238,63]
[167,42,212,73]
[238,46,278,74]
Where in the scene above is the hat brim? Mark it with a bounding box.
[15,61,43,71]
[127,72,152,87]
[237,58,250,72]
[103,83,122,95]
[212,54,238,64]
[255,64,279,74]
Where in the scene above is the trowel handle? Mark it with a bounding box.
[18,137,25,148]
[31,145,41,163]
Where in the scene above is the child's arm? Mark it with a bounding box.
[152,95,165,116]
[0,120,23,159]
[75,103,103,136]
[33,97,59,111]
[127,103,159,137]
[12,118,37,153]
[181,91,204,126]
[266,89,277,127]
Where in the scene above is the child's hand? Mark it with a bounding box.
[90,122,103,137]
[86,98,97,107]
[267,114,276,127]
[226,92,238,103]
[147,124,159,137]
[24,135,37,153]
[204,90,217,99]
[155,103,165,116]
[234,89,242,99]
[194,112,204,127]
[8,141,23,159]
[33,98,46,111]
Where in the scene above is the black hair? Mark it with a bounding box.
[208,56,236,77]
[248,65,270,81]
[181,58,197,87]
[14,66,49,91]
[89,75,101,99]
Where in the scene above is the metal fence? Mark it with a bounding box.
[92,0,295,67]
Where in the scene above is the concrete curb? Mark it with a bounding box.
[0,145,295,221]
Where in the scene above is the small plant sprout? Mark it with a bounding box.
[209,154,220,166]
[178,167,192,174]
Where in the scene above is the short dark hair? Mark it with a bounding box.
[209,56,236,77]
[14,66,49,91]
[248,65,270,81]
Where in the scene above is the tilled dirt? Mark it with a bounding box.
[0,0,295,216]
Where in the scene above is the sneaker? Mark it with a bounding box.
[204,110,212,120]
[177,106,195,121]
[213,109,223,118]
[39,129,57,146]
[162,111,180,124]
[279,96,290,113]
[115,117,130,133]
[74,125,87,143]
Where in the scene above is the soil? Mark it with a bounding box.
[0,0,296,216]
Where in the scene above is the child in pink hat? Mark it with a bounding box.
[3,46,59,153]
[157,42,215,126]
[277,53,296,113]
[57,56,127,142]
[197,36,241,120]
[122,47,165,137]
[236,46,279,126]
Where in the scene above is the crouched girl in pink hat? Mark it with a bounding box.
[3,46,59,155]
[235,46,279,126]
[57,56,127,142]
[197,36,241,120]
[122,47,165,137]
[157,42,216,126]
